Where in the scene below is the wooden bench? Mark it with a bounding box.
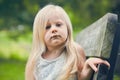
[76,13,120,80]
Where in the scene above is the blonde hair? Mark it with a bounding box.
[25,4,84,80]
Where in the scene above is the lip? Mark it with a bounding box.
[51,35,61,39]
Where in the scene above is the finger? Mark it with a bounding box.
[102,60,110,68]
[93,58,110,67]
[95,60,110,70]
[89,63,98,72]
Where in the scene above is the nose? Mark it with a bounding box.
[52,29,57,33]
[51,26,57,33]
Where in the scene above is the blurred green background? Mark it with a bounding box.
[0,0,120,80]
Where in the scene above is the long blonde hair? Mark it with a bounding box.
[25,4,84,80]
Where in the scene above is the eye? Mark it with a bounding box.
[56,23,62,27]
[46,25,51,30]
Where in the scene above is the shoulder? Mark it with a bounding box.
[74,42,86,60]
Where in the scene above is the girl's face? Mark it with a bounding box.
[44,14,68,49]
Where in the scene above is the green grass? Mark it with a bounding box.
[0,59,120,80]
[0,30,29,80]
[0,30,120,80]
[0,30,31,61]
[0,59,26,80]
[114,74,120,80]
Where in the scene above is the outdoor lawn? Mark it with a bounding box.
[0,59,26,80]
[0,31,30,80]
[0,1,120,80]
[0,28,120,80]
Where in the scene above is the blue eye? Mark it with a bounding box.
[46,25,51,29]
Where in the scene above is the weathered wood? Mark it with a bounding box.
[107,23,120,80]
[114,41,120,75]
[93,64,109,80]
[76,13,120,80]
[114,53,120,75]
[76,13,118,59]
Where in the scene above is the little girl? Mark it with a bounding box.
[25,4,110,80]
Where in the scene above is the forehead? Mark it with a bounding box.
[47,13,64,23]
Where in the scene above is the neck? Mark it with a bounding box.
[42,46,65,60]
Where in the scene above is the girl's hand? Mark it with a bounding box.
[78,58,110,80]
[85,58,110,72]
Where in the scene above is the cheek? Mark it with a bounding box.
[61,29,68,39]
[44,33,49,43]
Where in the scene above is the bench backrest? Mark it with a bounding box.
[76,13,120,80]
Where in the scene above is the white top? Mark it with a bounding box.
[34,52,77,80]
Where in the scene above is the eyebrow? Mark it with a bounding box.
[47,19,64,24]
[55,19,64,23]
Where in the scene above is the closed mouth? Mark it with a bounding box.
[51,35,61,39]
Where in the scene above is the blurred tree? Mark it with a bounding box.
[0,0,119,31]
[0,0,39,30]
[111,0,120,22]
